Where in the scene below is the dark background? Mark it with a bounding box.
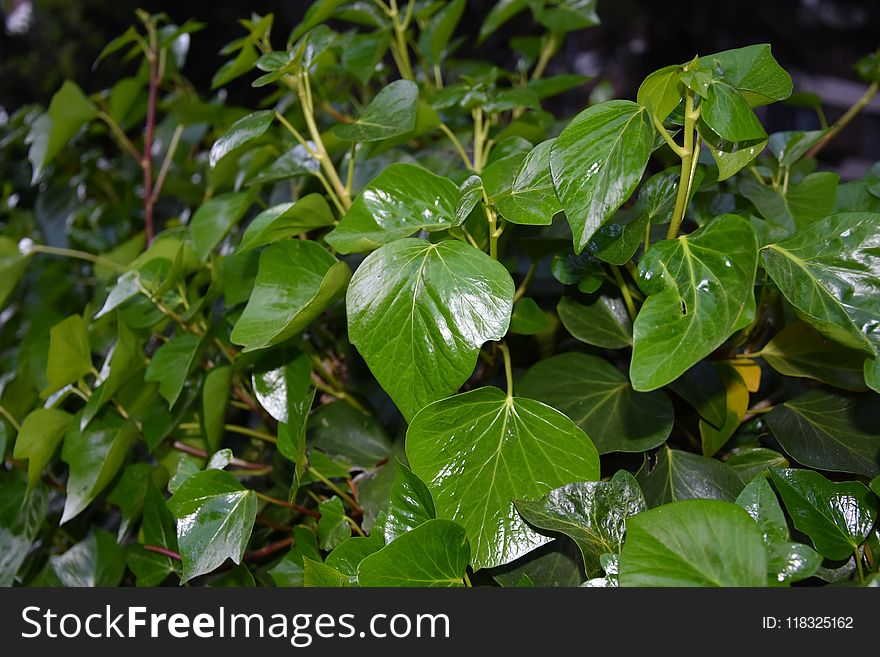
[1,0,878,174]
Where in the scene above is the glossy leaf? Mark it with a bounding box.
[637,447,744,507]
[698,364,749,457]
[766,389,880,477]
[514,471,646,576]
[638,65,683,125]
[347,239,514,421]
[42,314,92,397]
[230,240,351,352]
[619,499,767,587]
[556,295,632,349]
[700,81,767,145]
[309,402,392,467]
[333,80,418,142]
[238,195,335,252]
[770,469,878,561]
[551,100,655,252]
[700,44,792,107]
[144,333,203,407]
[167,469,257,582]
[383,461,436,544]
[318,497,350,551]
[358,519,469,587]
[190,192,251,261]
[303,557,350,587]
[407,386,600,569]
[326,164,461,253]
[630,214,759,391]
[495,140,562,225]
[209,110,273,167]
[725,447,789,483]
[201,366,232,453]
[40,529,125,587]
[519,353,673,454]
[0,471,49,586]
[13,408,72,488]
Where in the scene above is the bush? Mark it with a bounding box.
[1,2,878,588]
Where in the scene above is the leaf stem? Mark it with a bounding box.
[666,90,699,240]
[498,342,514,399]
[388,0,414,80]
[178,421,276,444]
[142,21,161,245]
[650,115,688,158]
[513,261,536,303]
[254,491,321,519]
[29,244,126,273]
[807,81,878,158]
[309,465,361,512]
[438,122,473,170]
[0,404,20,432]
[97,111,142,162]
[531,31,559,81]
[144,544,182,561]
[610,265,637,321]
[151,123,184,203]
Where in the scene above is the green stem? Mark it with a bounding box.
[498,343,514,399]
[808,81,878,158]
[666,90,699,240]
[487,207,500,260]
[97,112,142,162]
[29,244,126,273]
[463,572,473,587]
[513,261,536,303]
[531,32,559,81]
[854,547,865,584]
[309,465,360,512]
[178,422,277,444]
[611,266,637,321]
[438,123,473,170]
[345,516,367,537]
[388,0,414,80]
[0,404,20,432]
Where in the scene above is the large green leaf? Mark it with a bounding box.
[0,237,29,308]
[407,386,600,569]
[0,470,49,586]
[12,408,72,488]
[347,239,514,421]
[550,100,655,252]
[700,44,792,106]
[39,529,125,587]
[167,469,257,582]
[495,140,562,225]
[209,110,274,167]
[765,389,880,477]
[519,353,672,454]
[333,80,418,142]
[190,192,252,261]
[42,314,92,397]
[740,172,839,235]
[514,471,646,576]
[144,332,203,407]
[230,240,350,352]
[700,81,767,145]
[238,195,335,252]
[761,321,868,391]
[637,447,744,507]
[358,520,469,587]
[618,499,768,587]
[326,164,460,254]
[760,213,880,365]
[630,214,759,391]
[769,469,878,561]
[556,296,632,349]
[61,413,138,523]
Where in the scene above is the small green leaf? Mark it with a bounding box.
[407,386,600,569]
[230,240,351,352]
[318,497,350,551]
[551,100,655,252]
[637,65,683,124]
[514,471,646,576]
[326,164,461,254]
[190,192,252,261]
[309,402,392,467]
[418,0,466,66]
[238,195,335,252]
[556,295,632,349]
[725,447,789,483]
[40,529,125,587]
[700,81,767,145]
[495,140,562,226]
[766,389,879,478]
[144,333,203,407]
[509,297,549,335]
[631,214,759,391]
[770,469,878,561]
[13,408,72,489]
[478,0,529,43]
[347,239,513,421]
[268,527,320,587]
[333,80,418,142]
[209,110,274,167]
[201,366,232,453]
[383,461,436,544]
[637,447,744,507]
[740,172,839,234]
[619,499,767,587]
[519,353,673,454]
[0,237,29,308]
[358,520,469,587]
[42,314,92,397]
[167,469,257,582]
[128,483,180,587]
[342,31,390,84]
[0,470,49,586]
[303,557,350,587]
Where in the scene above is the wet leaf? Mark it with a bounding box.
[333,80,418,142]
[637,447,744,507]
[238,195,335,252]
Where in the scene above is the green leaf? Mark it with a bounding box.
[358,519,469,587]
[456,174,484,225]
[534,0,600,32]
[491,539,584,587]
[740,172,839,234]
[309,402,392,467]
[167,469,257,582]
[509,297,549,335]
[324,532,384,583]
[290,0,348,41]
[303,557,350,587]
[630,214,759,391]
[41,529,125,587]
[550,249,604,293]
[268,527,321,587]
[418,0,465,66]
[27,81,98,182]
[495,140,562,226]
[705,136,768,181]
[765,389,880,478]
[347,239,514,421]
[81,321,142,430]
[519,353,673,454]
[637,65,684,124]
[700,81,767,145]
[342,31,390,84]
[698,363,749,457]
[42,314,92,397]
[13,408,72,489]
[514,471,646,576]
[556,295,632,349]
[551,100,655,252]
[769,469,878,560]
[725,447,789,483]
[230,240,351,352]
[871,476,879,498]
[209,110,274,167]
[637,447,744,507]
[317,497,351,551]
[0,470,49,586]
[238,195,335,252]
[761,321,868,391]
[760,213,880,362]
[252,353,312,424]
[61,413,138,524]
[201,366,232,453]
[667,361,727,429]
[0,237,29,308]
[700,44,792,107]
[768,129,828,167]
[383,460,436,544]
[190,192,252,261]
[144,333,203,407]
[128,483,181,586]
[407,386,600,569]
[619,499,767,587]
[333,80,418,142]
[326,164,461,254]
[478,0,529,43]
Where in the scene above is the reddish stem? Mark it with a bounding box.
[144,544,182,561]
[244,537,295,562]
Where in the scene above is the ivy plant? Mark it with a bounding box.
[1,2,879,588]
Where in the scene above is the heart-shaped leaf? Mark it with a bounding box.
[407,386,600,569]
[43,314,92,397]
[238,195,335,252]
[556,296,632,349]
[495,139,561,225]
[333,80,418,142]
[619,499,768,587]
[631,214,759,391]
[13,408,72,488]
[209,110,274,167]
[519,353,673,454]
[231,240,351,352]
[637,446,744,507]
[383,460,436,544]
[347,239,513,421]
[144,332,203,407]
[700,44,792,107]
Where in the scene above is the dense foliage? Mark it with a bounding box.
[1,1,879,588]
